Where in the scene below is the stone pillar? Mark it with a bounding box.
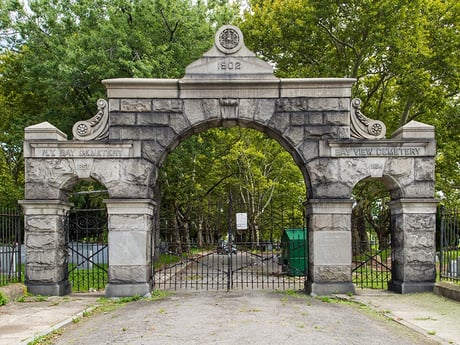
[388,199,438,293]
[104,199,155,297]
[19,200,72,296]
[305,199,355,295]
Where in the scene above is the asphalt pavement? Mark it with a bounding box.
[0,288,459,345]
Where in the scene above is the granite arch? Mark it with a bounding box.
[20,25,437,296]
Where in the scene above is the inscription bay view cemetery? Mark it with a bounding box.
[20,25,437,297]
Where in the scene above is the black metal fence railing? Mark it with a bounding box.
[0,207,23,286]
[65,208,108,292]
[352,238,391,289]
[439,207,459,283]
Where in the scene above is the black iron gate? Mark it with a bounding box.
[352,238,391,289]
[65,208,108,292]
[153,240,306,291]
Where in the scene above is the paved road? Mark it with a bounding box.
[52,290,441,345]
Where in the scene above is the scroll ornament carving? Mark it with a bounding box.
[350,98,386,140]
[72,99,109,141]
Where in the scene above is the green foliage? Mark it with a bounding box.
[0,0,238,206]
[240,0,460,204]
[159,127,306,246]
[0,291,8,305]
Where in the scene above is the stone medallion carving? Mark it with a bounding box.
[350,98,386,140]
[215,25,243,54]
[72,99,109,141]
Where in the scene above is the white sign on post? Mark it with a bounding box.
[236,213,248,230]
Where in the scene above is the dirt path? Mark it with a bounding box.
[51,290,440,345]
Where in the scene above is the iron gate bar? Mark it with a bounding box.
[65,207,108,292]
[67,245,108,274]
[0,207,23,286]
[352,240,391,289]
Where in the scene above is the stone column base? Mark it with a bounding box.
[306,281,355,296]
[26,281,71,296]
[388,280,434,293]
[105,282,152,298]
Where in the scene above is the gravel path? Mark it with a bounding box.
[52,290,440,345]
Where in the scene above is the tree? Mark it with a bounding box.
[240,0,460,203]
[0,0,239,205]
[158,127,306,249]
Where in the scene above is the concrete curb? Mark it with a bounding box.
[434,281,460,302]
[20,305,98,345]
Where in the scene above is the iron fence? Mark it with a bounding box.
[0,207,23,286]
[352,238,391,289]
[439,207,459,283]
[153,239,306,291]
[65,208,108,292]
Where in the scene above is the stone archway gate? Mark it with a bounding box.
[20,25,438,297]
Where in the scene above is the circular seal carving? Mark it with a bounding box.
[215,25,243,54]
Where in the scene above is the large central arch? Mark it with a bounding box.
[20,25,437,297]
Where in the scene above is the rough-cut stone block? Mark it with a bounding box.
[239,99,276,124]
[304,125,338,138]
[109,127,121,140]
[268,113,290,134]
[308,98,348,112]
[109,98,120,112]
[108,265,151,283]
[283,126,304,147]
[310,264,351,282]
[109,113,136,126]
[121,99,152,112]
[25,231,65,249]
[276,98,308,112]
[307,112,324,125]
[137,112,169,126]
[26,264,67,283]
[25,215,64,233]
[295,140,318,163]
[323,111,348,125]
[169,113,190,134]
[184,99,220,126]
[414,158,435,181]
[152,99,183,112]
[141,140,167,164]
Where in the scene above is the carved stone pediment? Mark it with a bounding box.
[183,25,276,80]
[350,98,386,140]
[72,99,109,141]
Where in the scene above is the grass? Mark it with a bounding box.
[68,263,108,292]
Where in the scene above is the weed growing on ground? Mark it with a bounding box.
[0,291,8,306]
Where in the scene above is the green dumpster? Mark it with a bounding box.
[281,228,308,276]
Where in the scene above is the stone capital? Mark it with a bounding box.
[19,200,73,216]
[104,199,156,215]
[306,199,354,215]
[388,198,439,214]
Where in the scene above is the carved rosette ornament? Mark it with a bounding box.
[215,25,243,54]
[350,98,386,140]
[72,99,109,141]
